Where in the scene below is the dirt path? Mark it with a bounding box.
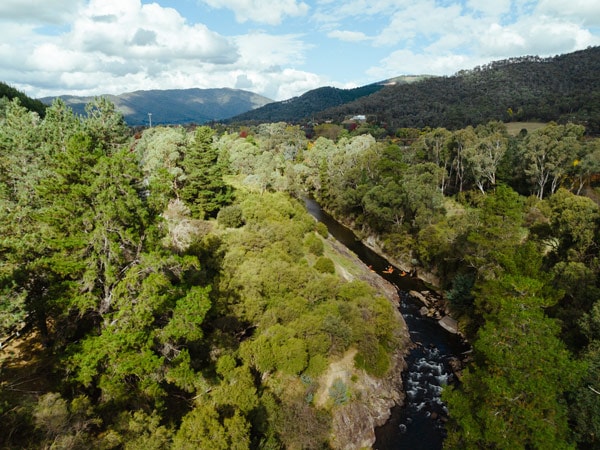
[314,348,358,408]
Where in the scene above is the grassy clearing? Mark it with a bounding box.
[505,121,547,136]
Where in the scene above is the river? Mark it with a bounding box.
[303,197,469,450]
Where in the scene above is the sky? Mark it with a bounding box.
[0,0,599,101]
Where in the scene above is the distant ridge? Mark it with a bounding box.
[40,88,273,126]
[227,82,395,124]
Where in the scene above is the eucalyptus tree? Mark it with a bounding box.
[135,125,188,211]
[324,134,378,217]
[449,126,477,192]
[255,122,306,160]
[412,127,452,193]
[401,162,446,231]
[547,188,600,263]
[462,122,508,194]
[569,137,600,195]
[218,132,261,175]
[522,123,584,199]
[303,136,337,199]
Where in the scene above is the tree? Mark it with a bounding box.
[172,404,250,450]
[83,96,129,152]
[33,393,101,449]
[569,137,600,195]
[522,123,584,199]
[136,126,188,211]
[462,122,508,194]
[413,127,452,193]
[449,126,477,192]
[444,274,584,449]
[179,126,233,218]
[547,188,599,262]
[67,251,207,405]
[37,141,152,318]
[463,185,524,279]
[570,340,600,448]
[0,99,54,338]
[401,162,446,230]
[39,98,81,156]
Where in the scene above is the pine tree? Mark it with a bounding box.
[179,126,233,218]
[444,274,584,449]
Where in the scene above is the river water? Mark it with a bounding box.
[303,198,469,450]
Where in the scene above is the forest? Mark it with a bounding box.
[1,93,600,449]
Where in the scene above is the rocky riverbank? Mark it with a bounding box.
[325,237,412,449]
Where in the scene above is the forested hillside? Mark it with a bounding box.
[229,84,385,124]
[318,46,600,133]
[231,47,600,134]
[0,82,47,118]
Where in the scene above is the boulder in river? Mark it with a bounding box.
[409,290,430,307]
[438,315,459,334]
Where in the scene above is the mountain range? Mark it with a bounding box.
[39,88,273,126]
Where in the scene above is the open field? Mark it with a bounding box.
[505,121,547,136]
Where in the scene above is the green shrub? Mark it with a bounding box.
[305,354,328,377]
[304,233,324,256]
[217,204,244,228]
[355,343,390,377]
[314,257,335,274]
[329,378,350,405]
[315,222,328,238]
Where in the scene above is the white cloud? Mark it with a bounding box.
[367,49,473,79]
[66,0,237,63]
[199,0,310,25]
[226,68,324,100]
[373,2,464,47]
[536,0,600,27]
[367,0,599,83]
[1,0,320,101]
[327,30,370,42]
[466,0,511,17]
[478,15,598,57]
[0,0,83,24]
[233,32,310,68]
[0,0,248,97]
[227,32,321,99]
[479,23,527,55]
